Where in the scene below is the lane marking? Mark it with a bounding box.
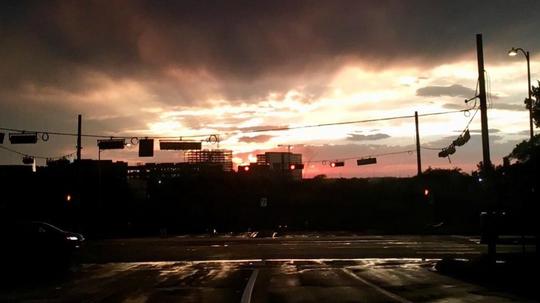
[241,269,259,303]
[342,268,413,303]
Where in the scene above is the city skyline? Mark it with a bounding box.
[1,1,539,178]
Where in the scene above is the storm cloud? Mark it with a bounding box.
[2,0,540,103]
[238,135,274,143]
[1,0,538,169]
[417,84,476,98]
[347,133,391,141]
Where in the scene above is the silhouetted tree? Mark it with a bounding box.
[531,81,540,127]
[508,134,540,163]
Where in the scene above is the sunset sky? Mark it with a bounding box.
[1,0,539,178]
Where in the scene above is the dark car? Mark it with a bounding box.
[1,221,84,271]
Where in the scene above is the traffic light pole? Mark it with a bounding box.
[77,114,82,161]
[415,111,422,176]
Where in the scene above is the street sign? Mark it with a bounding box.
[260,197,268,208]
[98,139,125,150]
[160,141,201,150]
[9,133,38,144]
[357,158,377,166]
[139,139,154,157]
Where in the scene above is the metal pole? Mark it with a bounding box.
[526,51,533,140]
[414,111,422,176]
[77,114,82,161]
[477,34,495,258]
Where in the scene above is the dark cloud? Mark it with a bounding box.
[347,133,391,141]
[442,103,466,110]
[465,129,501,134]
[1,0,540,103]
[491,103,526,111]
[237,135,274,143]
[417,84,475,98]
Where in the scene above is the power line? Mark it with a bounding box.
[306,149,416,164]
[0,109,470,141]
[0,145,76,160]
[421,146,444,151]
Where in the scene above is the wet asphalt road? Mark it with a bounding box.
[81,234,533,263]
[1,235,536,302]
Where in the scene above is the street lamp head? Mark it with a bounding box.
[508,48,518,57]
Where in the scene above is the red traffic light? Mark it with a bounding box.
[289,163,304,170]
[424,188,430,196]
[238,165,250,172]
[330,161,345,167]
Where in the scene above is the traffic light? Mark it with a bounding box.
[453,129,471,147]
[289,163,304,170]
[238,165,250,172]
[438,149,448,158]
[0,132,4,144]
[22,156,34,164]
[423,188,434,204]
[138,139,154,157]
[97,139,125,150]
[330,161,345,167]
[447,144,456,155]
[9,133,38,144]
[438,145,456,158]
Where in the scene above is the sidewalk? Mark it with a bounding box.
[436,252,538,300]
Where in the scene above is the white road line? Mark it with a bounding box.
[241,269,259,303]
[342,268,413,303]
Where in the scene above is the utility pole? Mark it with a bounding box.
[477,33,496,258]
[77,114,82,161]
[477,34,492,170]
[526,50,533,140]
[414,111,422,176]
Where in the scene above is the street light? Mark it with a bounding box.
[508,47,533,140]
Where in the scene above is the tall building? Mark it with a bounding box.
[256,152,303,180]
[186,149,233,172]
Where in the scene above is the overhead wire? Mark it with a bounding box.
[0,145,76,160]
[0,108,471,142]
[421,82,480,151]
[305,149,416,164]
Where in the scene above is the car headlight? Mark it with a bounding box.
[66,236,79,241]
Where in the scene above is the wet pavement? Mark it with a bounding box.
[81,234,534,263]
[1,235,536,302]
[1,259,535,302]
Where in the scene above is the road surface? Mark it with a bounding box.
[1,234,536,302]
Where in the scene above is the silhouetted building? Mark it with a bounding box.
[127,162,225,179]
[186,149,233,172]
[256,152,303,180]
